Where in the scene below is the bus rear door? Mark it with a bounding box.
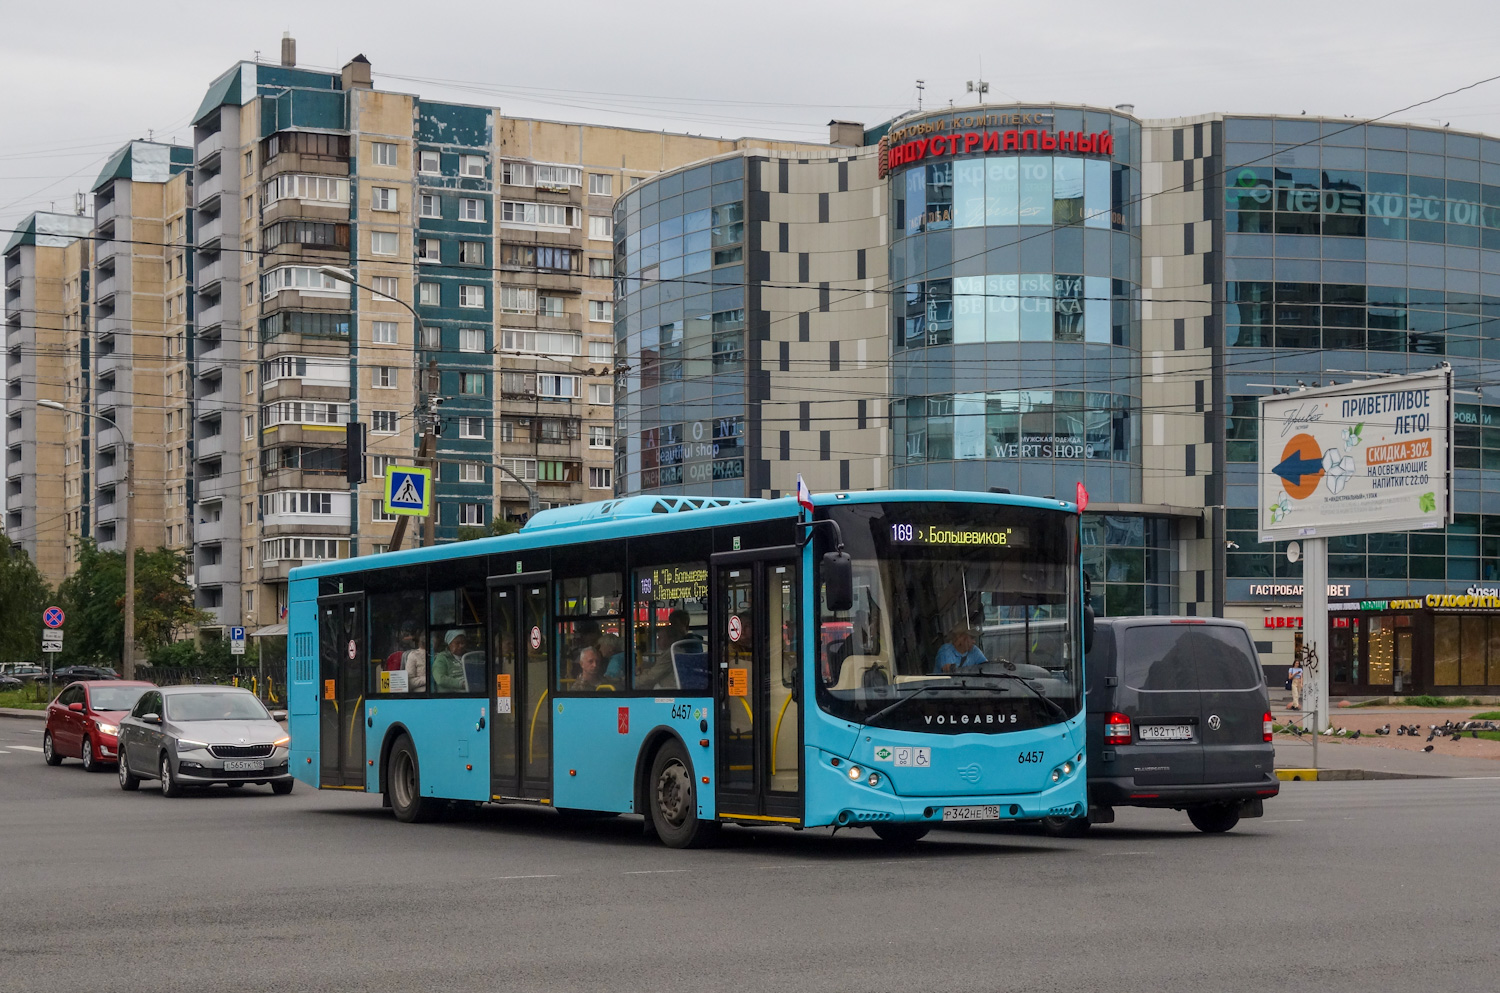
[712,550,802,825]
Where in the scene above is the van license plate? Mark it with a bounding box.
[942,805,1000,822]
[1138,725,1192,741]
[223,760,264,771]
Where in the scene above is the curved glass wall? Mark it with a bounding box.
[888,106,1143,500]
[1221,119,1500,593]
[612,157,749,496]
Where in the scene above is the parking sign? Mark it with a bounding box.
[230,626,246,656]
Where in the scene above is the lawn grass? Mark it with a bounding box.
[1397,695,1484,707]
[1472,711,1500,721]
[0,687,49,710]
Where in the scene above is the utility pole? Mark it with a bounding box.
[387,360,442,551]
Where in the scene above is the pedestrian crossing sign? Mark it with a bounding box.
[384,466,431,516]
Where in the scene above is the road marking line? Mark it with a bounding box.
[624,869,690,875]
[10,744,43,752]
[1111,851,1152,855]
[1263,818,1306,823]
[494,874,560,880]
[0,750,10,754]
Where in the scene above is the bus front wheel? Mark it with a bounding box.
[872,824,930,846]
[648,740,716,849]
[388,737,437,824]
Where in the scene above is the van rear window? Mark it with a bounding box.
[1122,626,1263,691]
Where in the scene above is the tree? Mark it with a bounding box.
[456,516,522,542]
[57,539,208,665]
[0,535,52,663]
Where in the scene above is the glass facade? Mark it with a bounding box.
[1081,513,1175,617]
[613,157,749,496]
[889,107,1144,502]
[1220,118,1500,596]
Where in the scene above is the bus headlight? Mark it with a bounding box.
[867,772,881,787]
[847,765,863,780]
[1051,769,1062,782]
[1062,761,1073,776]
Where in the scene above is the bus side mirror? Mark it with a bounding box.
[822,551,854,612]
[1083,606,1096,655]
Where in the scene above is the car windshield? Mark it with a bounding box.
[90,686,148,711]
[816,502,1080,734]
[165,692,270,722]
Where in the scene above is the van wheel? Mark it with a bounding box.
[1043,815,1091,838]
[387,737,436,823]
[648,740,716,848]
[1187,804,1241,833]
[872,824,930,846]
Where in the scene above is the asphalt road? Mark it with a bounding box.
[3,719,1498,993]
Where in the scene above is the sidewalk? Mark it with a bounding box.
[1274,737,1500,779]
[0,707,44,720]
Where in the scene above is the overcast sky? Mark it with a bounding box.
[3,0,1498,236]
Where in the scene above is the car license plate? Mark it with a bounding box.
[1138,724,1193,741]
[223,759,264,771]
[942,804,1000,822]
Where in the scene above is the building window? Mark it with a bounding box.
[372,499,397,523]
[501,161,532,186]
[501,201,580,228]
[588,300,613,322]
[458,284,485,308]
[372,142,397,166]
[460,462,483,482]
[588,173,613,197]
[537,460,581,482]
[418,238,441,262]
[460,154,486,178]
[419,194,440,218]
[244,151,254,176]
[538,295,564,318]
[460,372,486,395]
[372,320,398,344]
[371,276,399,301]
[260,265,348,300]
[372,455,395,477]
[260,401,350,428]
[588,257,612,278]
[419,150,440,174]
[373,366,396,388]
[628,176,642,188]
[588,215,613,240]
[459,328,485,352]
[588,383,613,405]
[371,231,399,256]
[422,325,442,349]
[371,187,397,212]
[536,164,582,188]
[499,420,516,442]
[244,414,255,439]
[588,339,613,363]
[418,282,441,306]
[499,457,537,481]
[262,174,349,206]
[538,374,579,399]
[459,198,484,221]
[589,425,613,449]
[500,285,537,315]
[371,410,399,434]
[589,467,612,489]
[459,416,484,439]
[459,503,485,526]
[459,240,485,264]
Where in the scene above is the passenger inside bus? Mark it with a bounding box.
[384,621,421,671]
[431,629,471,693]
[598,633,626,682]
[573,644,607,692]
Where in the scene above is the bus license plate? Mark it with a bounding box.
[1138,725,1193,741]
[942,805,1000,822]
[224,760,264,771]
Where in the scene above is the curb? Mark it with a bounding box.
[0,707,46,721]
[1276,767,1436,781]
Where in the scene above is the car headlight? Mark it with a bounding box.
[176,738,211,751]
[94,722,119,736]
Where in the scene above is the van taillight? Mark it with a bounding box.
[1104,712,1132,745]
[1263,712,1274,742]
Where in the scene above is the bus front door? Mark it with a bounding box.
[713,551,802,825]
[489,575,552,802]
[317,593,366,788]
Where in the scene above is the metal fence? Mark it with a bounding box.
[140,665,287,706]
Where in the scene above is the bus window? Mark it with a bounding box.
[368,588,426,695]
[429,583,485,695]
[633,562,709,692]
[557,572,625,693]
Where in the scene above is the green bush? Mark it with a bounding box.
[1402,695,1481,707]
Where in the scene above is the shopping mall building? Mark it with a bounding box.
[611,105,1500,696]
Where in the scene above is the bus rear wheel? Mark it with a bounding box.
[649,740,715,849]
[388,737,437,824]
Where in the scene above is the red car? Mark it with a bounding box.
[43,680,154,772]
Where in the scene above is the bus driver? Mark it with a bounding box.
[935,624,987,673]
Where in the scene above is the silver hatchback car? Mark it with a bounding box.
[116,686,294,796]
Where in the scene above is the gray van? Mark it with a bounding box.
[1056,616,1279,835]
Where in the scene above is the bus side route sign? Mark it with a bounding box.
[384,467,432,516]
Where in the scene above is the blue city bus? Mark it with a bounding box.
[287,490,1090,847]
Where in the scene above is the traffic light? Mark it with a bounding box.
[345,422,366,485]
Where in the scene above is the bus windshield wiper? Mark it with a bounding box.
[861,682,981,727]
[952,670,1067,720]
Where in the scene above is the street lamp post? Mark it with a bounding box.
[317,266,438,551]
[39,399,135,678]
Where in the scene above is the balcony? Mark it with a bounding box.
[198,300,224,330]
[197,213,224,249]
[94,271,115,300]
[195,431,228,460]
[197,257,226,289]
[196,561,233,586]
[96,240,120,264]
[195,128,228,169]
[196,170,228,210]
[94,198,116,226]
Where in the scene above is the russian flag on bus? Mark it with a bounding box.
[796,474,814,512]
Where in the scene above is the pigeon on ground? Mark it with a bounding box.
[1473,730,1480,739]
[1376,725,1390,736]
[1424,744,1435,752]
[1452,733,1464,743]
[1426,732,1437,742]
[1350,730,1361,740]
[1396,726,1406,736]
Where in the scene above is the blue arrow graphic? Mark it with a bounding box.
[1273,450,1324,486]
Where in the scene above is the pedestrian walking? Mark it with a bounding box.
[1287,658,1304,710]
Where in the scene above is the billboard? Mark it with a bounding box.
[1257,368,1453,542]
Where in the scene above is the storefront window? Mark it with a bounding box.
[1433,615,1461,686]
[1367,617,1394,685]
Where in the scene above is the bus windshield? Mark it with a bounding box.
[816,502,1080,734]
